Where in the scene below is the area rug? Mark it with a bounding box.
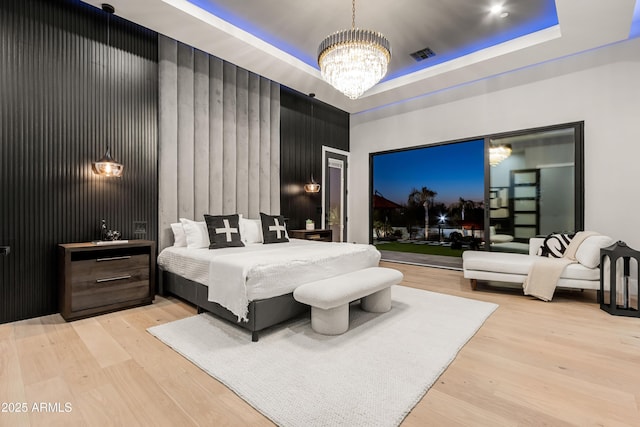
[148,286,498,427]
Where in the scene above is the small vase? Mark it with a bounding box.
[306,222,315,230]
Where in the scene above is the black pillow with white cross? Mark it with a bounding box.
[260,213,289,244]
[204,214,245,249]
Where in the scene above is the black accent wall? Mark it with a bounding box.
[280,87,349,230]
[0,0,158,323]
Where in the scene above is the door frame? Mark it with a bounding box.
[322,146,350,241]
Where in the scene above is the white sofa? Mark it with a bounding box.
[462,236,614,291]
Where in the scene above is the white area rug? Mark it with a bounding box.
[148,286,498,427]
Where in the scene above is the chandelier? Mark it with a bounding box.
[489,144,512,167]
[317,0,391,99]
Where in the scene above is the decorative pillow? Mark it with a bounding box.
[260,212,289,244]
[576,235,615,269]
[180,218,210,249]
[537,233,575,258]
[170,222,187,247]
[204,214,245,249]
[239,217,263,244]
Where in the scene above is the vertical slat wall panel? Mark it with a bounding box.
[279,87,349,230]
[236,68,249,217]
[193,51,210,218]
[0,0,158,323]
[270,85,281,215]
[158,35,281,249]
[208,57,224,215]
[158,36,178,248]
[177,44,195,221]
[259,81,272,213]
[222,61,238,215]
[247,75,261,218]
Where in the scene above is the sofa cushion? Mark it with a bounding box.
[463,251,532,275]
[462,251,599,281]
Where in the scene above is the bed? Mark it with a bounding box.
[157,239,381,341]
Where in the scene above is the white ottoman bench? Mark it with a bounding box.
[293,267,404,335]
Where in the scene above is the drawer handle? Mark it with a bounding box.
[96,256,131,262]
[96,275,132,283]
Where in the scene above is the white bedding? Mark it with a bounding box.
[157,239,381,320]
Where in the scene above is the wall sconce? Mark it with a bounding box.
[489,144,512,167]
[304,175,321,193]
[92,146,124,177]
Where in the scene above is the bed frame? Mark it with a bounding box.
[158,268,309,342]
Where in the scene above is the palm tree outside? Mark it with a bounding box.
[408,187,438,239]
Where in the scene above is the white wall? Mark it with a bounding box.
[350,37,640,248]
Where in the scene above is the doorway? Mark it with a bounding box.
[322,147,349,242]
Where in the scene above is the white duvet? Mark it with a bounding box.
[157,239,381,320]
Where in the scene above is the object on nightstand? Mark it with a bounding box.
[97,218,122,243]
[600,241,639,317]
[305,219,315,230]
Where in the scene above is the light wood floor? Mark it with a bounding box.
[1,262,639,426]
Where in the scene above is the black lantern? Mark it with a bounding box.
[600,241,639,317]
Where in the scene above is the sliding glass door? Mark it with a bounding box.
[487,123,583,253]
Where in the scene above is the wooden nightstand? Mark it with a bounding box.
[289,229,333,242]
[58,240,156,321]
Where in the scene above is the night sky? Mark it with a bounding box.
[372,139,485,206]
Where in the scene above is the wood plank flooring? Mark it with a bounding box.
[1,261,639,426]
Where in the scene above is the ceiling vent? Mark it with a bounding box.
[410,47,436,62]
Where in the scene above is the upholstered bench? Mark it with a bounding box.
[293,267,404,335]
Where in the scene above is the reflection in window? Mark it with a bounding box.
[489,124,582,253]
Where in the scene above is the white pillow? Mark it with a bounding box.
[170,223,187,247]
[576,235,615,269]
[239,218,263,244]
[179,218,210,249]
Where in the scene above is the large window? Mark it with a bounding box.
[370,122,584,263]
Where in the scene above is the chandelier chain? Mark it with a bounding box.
[352,0,356,29]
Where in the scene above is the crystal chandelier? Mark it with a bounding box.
[489,144,512,167]
[317,0,391,99]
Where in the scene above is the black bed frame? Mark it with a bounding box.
[158,268,309,342]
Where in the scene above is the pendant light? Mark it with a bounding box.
[305,94,321,193]
[92,3,124,178]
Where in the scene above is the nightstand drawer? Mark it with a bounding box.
[71,254,149,311]
[70,254,149,283]
[71,273,149,311]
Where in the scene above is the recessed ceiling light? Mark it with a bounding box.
[490,4,509,18]
[490,5,503,15]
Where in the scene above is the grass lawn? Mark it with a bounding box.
[374,242,465,257]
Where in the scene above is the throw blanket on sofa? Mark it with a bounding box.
[523,231,600,301]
